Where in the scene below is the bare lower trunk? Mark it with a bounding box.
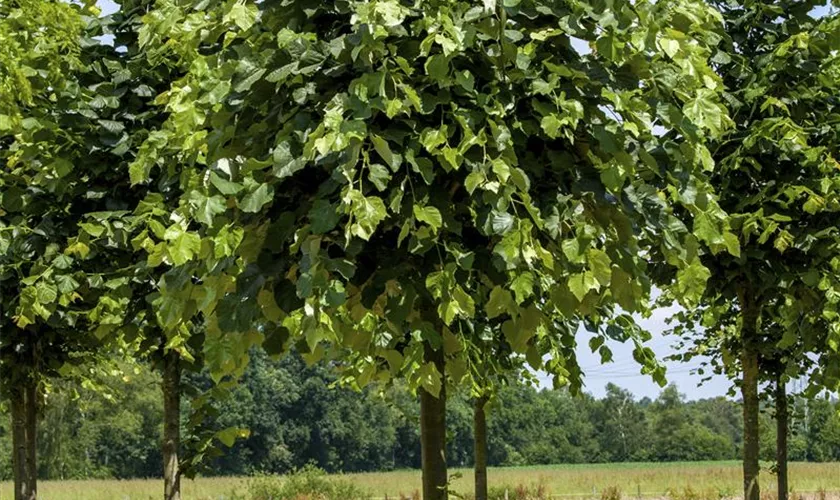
[11,387,27,500]
[474,396,489,500]
[420,343,447,500]
[776,376,788,500]
[738,286,760,500]
[24,380,37,500]
[162,351,181,500]
[742,344,760,500]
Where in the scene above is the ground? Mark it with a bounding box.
[1,461,839,499]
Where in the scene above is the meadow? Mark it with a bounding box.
[2,461,839,500]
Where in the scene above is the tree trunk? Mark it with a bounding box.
[162,351,181,500]
[11,387,28,500]
[742,344,760,500]
[24,380,37,500]
[776,376,788,500]
[474,395,489,500]
[420,343,447,500]
[738,285,761,500]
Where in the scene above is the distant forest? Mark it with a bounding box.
[1,350,838,481]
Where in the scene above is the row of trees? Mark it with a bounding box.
[1,0,838,499]
[4,352,840,481]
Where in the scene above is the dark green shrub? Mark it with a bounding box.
[242,464,369,500]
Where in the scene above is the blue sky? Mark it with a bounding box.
[94,0,834,401]
[568,305,732,401]
[99,0,117,14]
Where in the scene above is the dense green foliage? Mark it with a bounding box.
[662,4,840,498]
[1,351,839,481]
[2,1,840,498]
[126,0,736,399]
[670,0,840,406]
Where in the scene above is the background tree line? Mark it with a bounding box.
[2,349,839,481]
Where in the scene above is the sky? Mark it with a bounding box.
[92,0,834,401]
[566,305,733,401]
[99,0,118,14]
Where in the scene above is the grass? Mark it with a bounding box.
[1,461,839,499]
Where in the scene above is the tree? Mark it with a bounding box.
[668,3,840,499]
[77,5,231,497]
[0,2,131,497]
[128,0,736,497]
[592,384,651,462]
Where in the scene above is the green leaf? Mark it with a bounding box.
[587,249,612,286]
[234,68,266,92]
[224,1,258,31]
[491,211,515,235]
[371,136,402,171]
[676,260,710,307]
[191,191,227,227]
[214,225,244,258]
[420,127,447,152]
[683,89,727,136]
[239,184,274,213]
[55,275,80,294]
[80,222,105,238]
[659,37,680,58]
[210,171,244,195]
[397,219,412,247]
[486,286,516,319]
[589,336,605,353]
[693,212,722,246]
[541,114,563,139]
[491,158,510,183]
[722,232,740,258]
[36,282,58,304]
[465,171,484,194]
[168,231,201,266]
[407,153,435,184]
[562,238,583,263]
[129,159,151,185]
[418,361,442,397]
[610,268,639,312]
[774,229,794,253]
[367,163,392,191]
[804,194,826,214]
[309,200,341,234]
[455,70,475,91]
[273,142,306,179]
[424,55,449,83]
[568,272,599,301]
[413,205,442,232]
[452,285,475,319]
[596,34,620,62]
[346,191,387,240]
[216,427,251,447]
[98,119,125,134]
[503,306,540,353]
[510,272,535,304]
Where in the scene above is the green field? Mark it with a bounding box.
[2,461,839,499]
